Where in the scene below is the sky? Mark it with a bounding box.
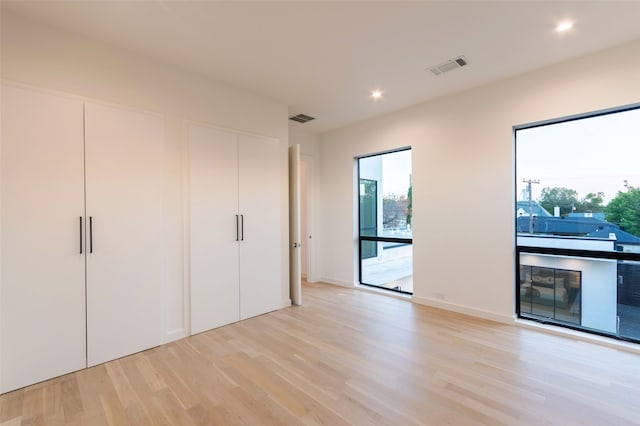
[382,149,412,197]
[516,106,640,204]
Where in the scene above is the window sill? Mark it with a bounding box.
[514,317,640,355]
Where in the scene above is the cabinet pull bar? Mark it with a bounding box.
[89,216,93,253]
[79,216,83,254]
[240,214,244,241]
[235,215,239,241]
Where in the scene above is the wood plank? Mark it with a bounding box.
[3,281,640,424]
[0,389,23,424]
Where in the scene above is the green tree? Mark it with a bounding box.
[383,194,409,228]
[406,183,412,227]
[606,186,640,237]
[539,187,579,216]
[578,192,605,213]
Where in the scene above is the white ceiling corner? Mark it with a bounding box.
[4,1,640,133]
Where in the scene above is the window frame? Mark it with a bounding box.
[514,102,640,343]
[356,147,413,294]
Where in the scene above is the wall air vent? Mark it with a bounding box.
[428,55,469,76]
[289,114,315,124]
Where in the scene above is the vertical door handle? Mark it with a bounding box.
[235,215,239,241]
[240,215,244,241]
[89,216,93,253]
[79,216,83,254]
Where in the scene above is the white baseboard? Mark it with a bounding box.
[301,274,321,283]
[280,298,292,309]
[319,277,354,288]
[165,328,187,343]
[412,296,514,324]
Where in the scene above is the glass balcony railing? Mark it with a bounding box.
[361,241,413,293]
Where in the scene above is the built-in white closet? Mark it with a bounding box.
[84,102,165,367]
[0,85,165,393]
[189,123,281,334]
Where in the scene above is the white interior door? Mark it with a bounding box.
[84,102,165,366]
[289,145,302,305]
[1,86,86,392]
[189,124,240,334]
[238,135,282,319]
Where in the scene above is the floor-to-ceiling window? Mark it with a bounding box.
[515,105,640,342]
[357,148,412,294]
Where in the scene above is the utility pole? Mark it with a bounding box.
[523,178,540,234]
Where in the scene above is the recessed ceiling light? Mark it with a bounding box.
[371,89,383,99]
[556,21,574,32]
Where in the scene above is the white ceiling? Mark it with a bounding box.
[4,1,640,133]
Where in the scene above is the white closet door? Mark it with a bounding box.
[238,135,282,320]
[84,103,164,367]
[189,125,240,334]
[1,86,86,393]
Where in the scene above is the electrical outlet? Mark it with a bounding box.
[436,292,445,300]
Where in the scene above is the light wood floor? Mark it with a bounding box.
[3,282,640,425]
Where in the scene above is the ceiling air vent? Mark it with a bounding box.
[289,113,315,124]
[428,55,469,76]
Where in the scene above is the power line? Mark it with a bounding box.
[523,178,540,234]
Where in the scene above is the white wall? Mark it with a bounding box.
[288,125,320,158]
[1,11,291,342]
[518,235,615,252]
[300,158,309,277]
[318,38,640,322]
